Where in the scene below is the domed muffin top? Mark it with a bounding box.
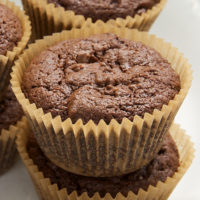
[47,0,160,22]
[0,4,22,56]
[22,33,180,124]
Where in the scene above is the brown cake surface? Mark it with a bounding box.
[0,86,23,133]
[28,133,179,198]
[0,3,22,56]
[22,33,180,124]
[47,0,160,22]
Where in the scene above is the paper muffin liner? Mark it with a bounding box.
[17,123,194,200]
[0,0,31,100]
[21,0,166,41]
[11,26,192,177]
[84,0,167,31]
[21,0,87,41]
[0,116,28,175]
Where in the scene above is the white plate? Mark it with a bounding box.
[0,0,200,199]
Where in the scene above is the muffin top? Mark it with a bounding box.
[28,133,179,197]
[47,0,160,22]
[0,86,23,133]
[0,4,22,56]
[22,33,180,124]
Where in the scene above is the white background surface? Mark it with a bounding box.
[0,0,200,199]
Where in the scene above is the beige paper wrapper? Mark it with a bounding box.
[0,0,31,100]
[16,123,194,200]
[0,116,28,175]
[21,0,87,41]
[84,0,167,31]
[11,26,192,177]
[21,0,166,41]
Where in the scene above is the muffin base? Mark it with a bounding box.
[16,123,194,200]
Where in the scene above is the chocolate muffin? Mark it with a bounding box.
[28,133,179,198]
[22,33,180,124]
[0,86,23,133]
[0,3,22,56]
[47,0,160,22]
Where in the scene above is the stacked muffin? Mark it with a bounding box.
[17,124,193,199]
[12,24,194,200]
[0,0,31,174]
[21,0,167,40]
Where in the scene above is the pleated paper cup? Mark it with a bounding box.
[21,0,166,41]
[17,123,194,200]
[84,0,167,31]
[21,0,86,41]
[0,0,31,100]
[11,26,192,177]
[0,116,28,175]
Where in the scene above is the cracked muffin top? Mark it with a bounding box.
[47,0,160,22]
[0,4,22,56]
[22,33,180,124]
